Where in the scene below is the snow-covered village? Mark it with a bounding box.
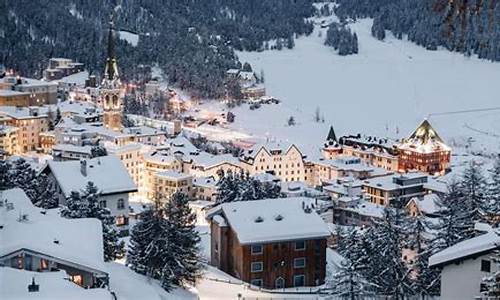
[1,1,500,299]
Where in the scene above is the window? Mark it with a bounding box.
[294,241,306,251]
[275,277,285,289]
[250,279,263,287]
[251,262,263,273]
[99,200,107,208]
[481,260,491,272]
[294,257,306,269]
[251,244,263,255]
[293,275,305,287]
[117,198,125,210]
[40,259,49,270]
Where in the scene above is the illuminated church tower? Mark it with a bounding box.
[100,17,123,131]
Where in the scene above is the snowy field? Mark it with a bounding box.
[195,18,500,158]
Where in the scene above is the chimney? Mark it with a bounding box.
[80,160,87,176]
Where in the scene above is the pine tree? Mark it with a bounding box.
[406,216,440,298]
[0,160,12,190]
[460,160,488,222]
[487,156,500,225]
[128,193,202,291]
[481,232,500,298]
[10,158,37,200]
[368,209,414,298]
[90,145,108,158]
[32,174,59,209]
[61,182,124,261]
[163,192,202,289]
[329,229,376,299]
[432,180,475,250]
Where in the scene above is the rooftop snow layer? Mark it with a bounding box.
[207,197,330,244]
[47,155,137,196]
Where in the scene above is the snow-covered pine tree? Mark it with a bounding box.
[487,155,500,225]
[61,182,124,261]
[460,160,488,223]
[215,169,239,203]
[32,174,59,209]
[163,192,202,290]
[406,215,440,298]
[90,145,108,158]
[0,160,12,190]
[328,229,376,299]
[127,204,165,276]
[368,209,414,298]
[10,158,37,200]
[432,180,475,250]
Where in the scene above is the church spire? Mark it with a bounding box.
[326,125,337,142]
[103,13,119,84]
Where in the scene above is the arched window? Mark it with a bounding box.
[112,95,118,108]
[275,277,285,289]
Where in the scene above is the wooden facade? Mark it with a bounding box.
[210,220,327,289]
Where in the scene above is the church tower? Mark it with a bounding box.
[100,17,123,131]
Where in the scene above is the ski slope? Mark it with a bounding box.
[231,18,500,156]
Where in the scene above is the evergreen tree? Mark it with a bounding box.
[329,229,376,299]
[487,155,500,225]
[32,174,59,209]
[215,170,282,203]
[481,233,500,299]
[368,209,414,298]
[460,160,488,222]
[287,116,296,126]
[406,215,440,297]
[163,192,202,289]
[242,62,252,72]
[61,182,124,261]
[10,158,37,200]
[432,180,475,250]
[0,160,12,190]
[90,145,108,158]
[128,193,201,291]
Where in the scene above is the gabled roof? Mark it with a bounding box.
[409,119,444,144]
[46,155,137,197]
[429,231,500,267]
[206,198,330,245]
[0,188,106,273]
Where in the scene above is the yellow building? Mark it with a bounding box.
[153,171,193,201]
[0,125,19,157]
[106,142,146,197]
[0,107,49,152]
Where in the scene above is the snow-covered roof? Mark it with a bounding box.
[0,89,29,97]
[46,155,137,196]
[156,170,192,181]
[0,268,110,300]
[253,172,281,183]
[0,188,106,273]
[54,71,89,86]
[362,172,429,191]
[398,119,451,153]
[407,193,441,215]
[342,199,386,219]
[52,144,92,155]
[191,152,240,169]
[243,141,301,160]
[193,176,217,188]
[429,231,500,267]
[207,198,330,245]
[0,106,49,119]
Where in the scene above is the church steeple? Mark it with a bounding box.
[102,14,120,85]
[326,125,337,142]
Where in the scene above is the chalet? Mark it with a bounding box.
[43,155,137,235]
[206,198,330,289]
[405,194,442,218]
[0,188,108,288]
[429,230,500,300]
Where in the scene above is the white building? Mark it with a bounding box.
[0,188,108,288]
[43,155,137,234]
[429,230,500,300]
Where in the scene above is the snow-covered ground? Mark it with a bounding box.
[118,30,139,47]
[194,17,500,158]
